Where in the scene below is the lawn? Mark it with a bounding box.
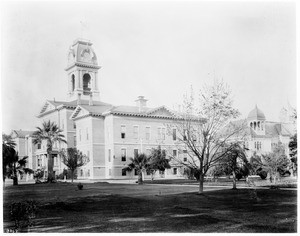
[3,182,297,233]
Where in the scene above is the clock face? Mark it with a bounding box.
[82,51,92,62]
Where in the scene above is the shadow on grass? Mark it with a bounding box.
[3,187,297,233]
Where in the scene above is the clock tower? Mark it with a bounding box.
[65,38,101,102]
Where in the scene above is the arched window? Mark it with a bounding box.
[254,122,257,130]
[254,142,257,149]
[257,121,260,130]
[80,169,83,177]
[71,74,75,91]
[250,122,253,128]
[83,73,91,95]
[261,122,264,131]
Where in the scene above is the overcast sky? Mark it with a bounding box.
[1,1,297,134]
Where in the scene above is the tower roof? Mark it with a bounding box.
[247,105,266,121]
[65,38,99,70]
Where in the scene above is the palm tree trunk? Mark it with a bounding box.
[13,163,18,186]
[138,171,143,184]
[47,152,54,182]
[232,171,237,189]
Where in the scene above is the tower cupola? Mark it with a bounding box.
[65,38,101,102]
[247,105,266,135]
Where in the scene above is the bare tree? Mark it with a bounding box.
[169,81,245,194]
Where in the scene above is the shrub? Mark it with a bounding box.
[235,172,243,180]
[77,182,83,190]
[10,200,38,229]
[257,170,268,179]
[183,168,200,180]
[33,169,44,183]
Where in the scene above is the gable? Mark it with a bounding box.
[39,101,56,115]
[70,106,89,120]
[147,106,175,118]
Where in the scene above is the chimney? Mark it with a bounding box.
[77,93,81,105]
[89,93,93,106]
[135,96,148,112]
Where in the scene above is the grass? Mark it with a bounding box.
[144,176,297,188]
[3,182,297,233]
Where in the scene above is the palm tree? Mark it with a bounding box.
[124,153,149,184]
[32,121,67,182]
[60,148,89,182]
[7,152,34,185]
[2,133,16,184]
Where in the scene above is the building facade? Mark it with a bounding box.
[11,38,296,180]
[16,38,191,180]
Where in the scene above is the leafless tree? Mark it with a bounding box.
[168,81,246,194]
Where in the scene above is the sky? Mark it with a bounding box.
[1,1,297,134]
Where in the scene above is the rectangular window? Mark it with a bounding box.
[37,158,42,167]
[162,128,166,140]
[134,149,139,157]
[173,168,177,175]
[158,128,161,139]
[146,169,151,175]
[145,127,150,140]
[121,148,126,161]
[183,129,187,141]
[37,143,41,149]
[54,155,58,166]
[134,169,138,176]
[108,149,111,162]
[86,128,89,140]
[73,122,76,129]
[133,126,139,139]
[121,125,126,139]
[183,149,187,162]
[173,150,177,158]
[87,169,90,177]
[74,136,77,146]
[173,128,176,141]
[122,169,127,176]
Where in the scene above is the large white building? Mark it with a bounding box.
[14,38,192,180]
[11,38,296,180]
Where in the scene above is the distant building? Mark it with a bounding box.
[233,105,295,158]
